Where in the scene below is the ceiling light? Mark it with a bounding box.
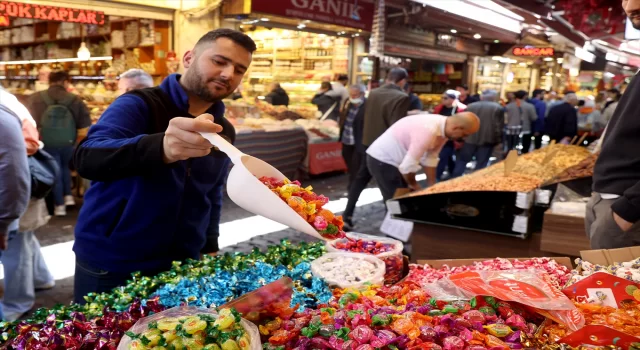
[261,18,269,21]
[519,62,527,67]
[451,29,457,33]
[492,56,502,61]
[297,24,306,29]
[544,57,553,61]
[422,0,521,33]
[534,14,541,19]
[494,39,500,43]
[473,33,482,39]
[77,42,91,60]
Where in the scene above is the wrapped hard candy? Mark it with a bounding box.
[311,253,386,289]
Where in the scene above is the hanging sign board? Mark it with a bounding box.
[512,47,555,57]
[0,1,105,26]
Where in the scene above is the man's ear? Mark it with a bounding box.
[183,49,195,69]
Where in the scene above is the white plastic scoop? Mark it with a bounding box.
[200,132,326,240]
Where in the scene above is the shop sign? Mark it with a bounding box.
[512,47,555,57]
[0,1,105,25]
[252,0,375,31]
[436,34,457,49]
[384,43,467,63]
[386,23,435,47]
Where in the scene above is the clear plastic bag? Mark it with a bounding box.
[311,252,386,289]
[117,306,261,350]
[549,184,588,217]
[422,270,585,331]
[326,232,404,284]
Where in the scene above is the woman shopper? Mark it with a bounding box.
[312,82,340,121]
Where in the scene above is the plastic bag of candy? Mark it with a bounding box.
[422,270,585,331]
[117,306,261,350]
[311,252,386,289]
[326,232,404,284]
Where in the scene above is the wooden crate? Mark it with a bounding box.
[540,211,590,256]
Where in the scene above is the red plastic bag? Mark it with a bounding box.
[422,270,585,331]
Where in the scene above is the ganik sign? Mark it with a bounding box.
[251,0,374,31]
[0,1,105,27]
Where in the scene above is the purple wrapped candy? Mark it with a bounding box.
[311,337,333,349]
[454,318,473,330]
[504,330,521,343]
[351,325,374,343]
[506,314,527,331]
[434,325,450,338]
[458,327,473,342]
[355,344,375,350]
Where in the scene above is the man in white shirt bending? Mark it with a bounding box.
[366,112,480,202]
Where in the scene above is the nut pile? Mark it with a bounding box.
[423,173,542,195]
[548,152,599,184]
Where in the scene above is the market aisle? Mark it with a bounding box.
[0,173,389,314]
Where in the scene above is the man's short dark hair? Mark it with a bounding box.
[532,89,545,98]
[387,68,408,83]
[457,84,469,91]
[195,28,257,53]
[337,74,348,82]
[514,90,527,99]
[321,82,333,90]
[49,71,70,84]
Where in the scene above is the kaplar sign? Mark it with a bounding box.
[0,1,105,27]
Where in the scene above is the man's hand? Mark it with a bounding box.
[613,212,634,232]
[163,114,223,164]
[0,233,8,250]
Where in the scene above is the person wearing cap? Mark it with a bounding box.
[456,84,478,105]
[366,112,480,200]
[433,90,466,181]
[327,74,350,111]
[452,90,503,178]
[342,68,410,230]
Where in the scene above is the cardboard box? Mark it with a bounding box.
[580,246,640,265]
[541,211,590,256]
[416,257,573,269]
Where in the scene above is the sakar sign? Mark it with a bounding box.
[252,0,374,31]
[512,47,555,57]
[0,1,105,27]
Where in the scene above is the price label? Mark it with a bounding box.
[515,191,534,209]
[380,212,413,242]
[512,215,529,234]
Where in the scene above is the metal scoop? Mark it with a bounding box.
[200,132,325,240]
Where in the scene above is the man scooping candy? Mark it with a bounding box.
[72,29,256,302]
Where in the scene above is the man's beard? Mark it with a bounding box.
[630,13,640,29]
[183,63,232,102]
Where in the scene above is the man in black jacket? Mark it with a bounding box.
[265,82,289,106]
[587,0,640,249]
[544,93,578,143]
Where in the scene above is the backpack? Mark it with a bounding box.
[39,91,77,148]
[0,104,60,199]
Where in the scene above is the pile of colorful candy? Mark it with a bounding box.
[566,257,640,286]
[260,283,540,350]
[3,298,165,350]
[121,308,258,350]
[154,261,332,311]
[310,253,386,289]
[326,233,404,284]
[406,257,572,288]
[260,177,345,239]
[540,300,640,343]
[0,241,325,345]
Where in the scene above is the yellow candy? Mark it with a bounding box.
[151,347,167,350]
[204,345,222,350]
[238,335,251,350]
[304,203,316,215]
[483,323,513,338]
[221,339,240,350]
[184,317,208,335]
[183,337,205,350]
[157,318,181,331]
[129,339,144,350]
[142,329,163,346]
[163,330,178,342]
[171,338,185,350]
[214,309,235,329]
